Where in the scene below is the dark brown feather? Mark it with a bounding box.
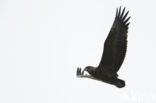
[98,7,130,73]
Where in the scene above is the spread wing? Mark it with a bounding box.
[98,7,130,73]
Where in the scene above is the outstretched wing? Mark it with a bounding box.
[98,7,130,73]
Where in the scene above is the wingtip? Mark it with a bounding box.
[126,22,130,26]
[120,7,125,18]
[122,10,129,20]
[124,16,131,24]
[116,8,118,17]
[116,6,127,18]
[118,6,121,16]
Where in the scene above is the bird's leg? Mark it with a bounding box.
[76,67,85,77]
[76,67,89,77]
[76,67,103,82]
[76,67,94,78]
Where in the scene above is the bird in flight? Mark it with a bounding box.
[76,7,130,88]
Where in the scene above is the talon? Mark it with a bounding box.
[79,68,81,74]
[77,67,82,77]
[77,67,80,76]
[82,70,84,75]
[79,68,81,75]
[80,68,83,76]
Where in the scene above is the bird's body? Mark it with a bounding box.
[82,66,125,88]
[77,7,130,88]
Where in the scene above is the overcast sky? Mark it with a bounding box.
[0,0,156,103]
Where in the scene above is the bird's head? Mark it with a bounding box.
[84,66,96,75]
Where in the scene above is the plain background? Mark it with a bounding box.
[0,0,156,103]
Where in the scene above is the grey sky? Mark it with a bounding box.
[0,0,156,103]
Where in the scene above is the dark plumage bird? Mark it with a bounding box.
[76,7,130,88]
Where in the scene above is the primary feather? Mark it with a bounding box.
[98,7,130,73]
